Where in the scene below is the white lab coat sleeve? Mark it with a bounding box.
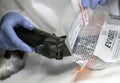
[15,0,77,36]
[0,0,23,20]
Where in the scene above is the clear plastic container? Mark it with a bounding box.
[65,4,120,70]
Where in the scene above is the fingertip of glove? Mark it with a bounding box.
[18,44,34,53]
[22,20,34,30]
[82,0,89,9]
[90,3,97,9]
[23,48,34,53]
[99,0,108,5]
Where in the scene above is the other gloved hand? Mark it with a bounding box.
[82,0,109,9]
[0,12,34,52]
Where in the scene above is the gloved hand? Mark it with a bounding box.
[82,0,109,9]
[0,12,34,52]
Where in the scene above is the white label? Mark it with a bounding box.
[94,22,120,62]
[65,13,83,51]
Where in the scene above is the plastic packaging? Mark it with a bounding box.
[66,1,120,70]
